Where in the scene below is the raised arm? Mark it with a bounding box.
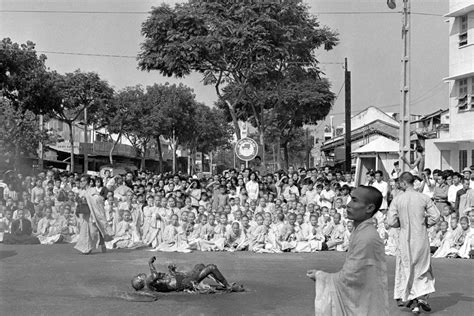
[148,256,158,275]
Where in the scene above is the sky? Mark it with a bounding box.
[0,0,449,126]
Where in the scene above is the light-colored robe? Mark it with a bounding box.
[387,188,440,301]
[457,227,474,258]
[74,187,114,254]
[432,226,462,258]
[312,218,388,316]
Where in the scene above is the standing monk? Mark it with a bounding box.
[387,172,440,314]
[307,186,388,316]
[75,175,113,254]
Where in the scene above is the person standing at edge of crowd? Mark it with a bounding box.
[387,172,440,314]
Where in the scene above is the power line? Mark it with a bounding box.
[333,82,345,103]
[37,50,343,65]
[0,9,444,17]
[37,50,137,59]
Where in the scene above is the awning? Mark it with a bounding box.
[443,71,474,81]
[445,4,474,17]
[353,137,399,154]
[433,138,474,144]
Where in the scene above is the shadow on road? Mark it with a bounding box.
[432,292,474,312]
[0,250,17,260]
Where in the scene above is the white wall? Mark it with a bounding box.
[351,107,399,130]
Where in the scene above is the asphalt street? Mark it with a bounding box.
[0,244,473,316]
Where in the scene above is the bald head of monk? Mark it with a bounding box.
[398,171,415,191]
[347,186,383,227]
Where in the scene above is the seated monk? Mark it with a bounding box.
[131,256,244,293]
[3,209,40,244]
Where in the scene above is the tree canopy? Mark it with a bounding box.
[138,0,338,140]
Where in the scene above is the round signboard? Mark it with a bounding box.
[235,138,258,161]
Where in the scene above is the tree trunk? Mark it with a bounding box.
[276,135,281,170]
[226,100,241,140]
[259,128,266,170]
[172,129,177,174]
[283,141,289,171]
[14,142,20,172]
[68,122,74,173]
[109,131,122,166]
[141,143,147,171]
[192,147,197,175]
[155,135,163,173]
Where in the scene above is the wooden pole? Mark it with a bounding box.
[344,58,352,172]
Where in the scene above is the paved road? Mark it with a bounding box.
[0,244,473,315]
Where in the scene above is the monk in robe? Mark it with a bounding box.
[3,209,40,244]
[74,175,114,254]
[307,186,388,316]
[387,172,440,314]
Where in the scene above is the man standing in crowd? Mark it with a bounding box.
[387,172,440,314]
[371,170,388,211]
[307,186,388,316]
[448,172,463,207]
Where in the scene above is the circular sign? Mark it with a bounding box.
[235,138,258,161]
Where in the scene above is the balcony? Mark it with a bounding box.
[415,124,449,139]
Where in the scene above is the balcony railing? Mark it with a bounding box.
[415,124,449,138]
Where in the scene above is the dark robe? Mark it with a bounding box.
[3,218,40,244]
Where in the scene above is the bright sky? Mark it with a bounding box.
[1,0,449,125]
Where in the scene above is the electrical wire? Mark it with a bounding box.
[0,9,444,17]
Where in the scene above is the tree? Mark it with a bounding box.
[144,83,196,173]
[0,99,56,170]
[52,70,114,172]
[138,0,338,141]
[96,86,145,166]
[185,104,233,173]
[263,68,334,169]
[0,38,63,170]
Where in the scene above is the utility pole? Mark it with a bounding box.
[172,128,176,174]
[399,0,411,172]
[344,58,351,172]
[83,107,88,173]
[386,0,411,172]
[38,114,44,170]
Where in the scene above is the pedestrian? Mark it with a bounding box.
[387,172,440,314]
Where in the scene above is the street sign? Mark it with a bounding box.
[235,138,258,161]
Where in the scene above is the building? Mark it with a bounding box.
[411,109,450,145]
[425,0,474,171]
[42,118,183,173]
[321,107,401,168]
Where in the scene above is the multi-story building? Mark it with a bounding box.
[43,118,180,173]
[425,0,474,171]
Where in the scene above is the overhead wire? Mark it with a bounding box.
[0,9,444,17]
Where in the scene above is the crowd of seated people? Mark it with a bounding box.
[0,164,472,259]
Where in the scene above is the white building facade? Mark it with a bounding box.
[425,0,474,171]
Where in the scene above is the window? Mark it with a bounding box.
[458,78,468,111]
[459,15,468,47]
[57,120,63,131]
[471,77,474,109]
[459,150,468,171]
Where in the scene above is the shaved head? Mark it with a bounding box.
[357,186,383,214]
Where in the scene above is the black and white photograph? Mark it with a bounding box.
[0,0,473,315]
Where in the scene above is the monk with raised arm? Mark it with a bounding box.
[307,186,388,316]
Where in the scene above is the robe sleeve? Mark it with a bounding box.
[387,198,400,228]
